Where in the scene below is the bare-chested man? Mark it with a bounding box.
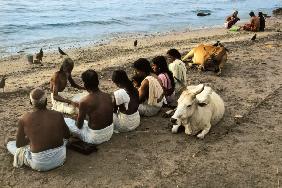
[133,58,164,117]
[64,69,114,144]
[6,88,70,171]
[242,11,260,32]
[50,57,84,114]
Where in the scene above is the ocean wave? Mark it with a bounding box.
[0,19,129,34]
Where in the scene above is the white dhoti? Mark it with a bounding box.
[113,111,140,132]
[64,118,113,144]
[7,141,66,172]
[51,92,87,115]
[138,100,163,117]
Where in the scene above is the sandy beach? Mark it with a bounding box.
[0,16,282,187]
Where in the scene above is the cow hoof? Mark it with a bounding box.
[197,133,205,139]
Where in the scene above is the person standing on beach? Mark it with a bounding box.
[225,11,240,29]
[64,69,114,144]
[166,49,187,94]
[258,12,265,31]
[50,57,84,115]
[112,70,140,133]
[6,88,70,171]
[242,11,260,32]
[133,58,164,117]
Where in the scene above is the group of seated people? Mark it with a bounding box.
[225,11,266,32]
[6,48,188,171]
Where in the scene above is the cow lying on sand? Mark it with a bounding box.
[182,42,228,76]
[170,84,225,139]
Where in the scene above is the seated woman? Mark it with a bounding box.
[225,11,240,29]
[152,56,175,106]
[133,58,164,117]
[112,70,140,132]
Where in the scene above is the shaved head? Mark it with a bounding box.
[30,88,47,109]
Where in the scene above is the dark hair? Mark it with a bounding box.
[133,58,152,75]
[81,69,99,90]
[249,11,255,17]
[112,70,138,96]
[152,56,175,90]
[132,74,144,87]
[167,49,181,60]
[258,12,263,17]
[60,57,74,72]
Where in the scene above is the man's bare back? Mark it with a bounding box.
[77,90,113,130]
[17,109,70,153]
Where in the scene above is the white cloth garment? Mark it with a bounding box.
[113,89,140,132]
[114,89,130,110]
[51,92,87,115]
[138,76,163,116]
[64,118,113,144]
[7,141,66,172]
[168,59,187,93]
[138,100,163,117]
[113,111,140,132]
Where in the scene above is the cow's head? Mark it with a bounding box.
[171,84,205,123]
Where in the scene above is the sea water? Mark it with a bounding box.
[0,0,281,57]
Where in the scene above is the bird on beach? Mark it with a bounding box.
[251,34,257,41]
[0,75,7,92]
[35,48,43,62]
[134,40,138,47]
[58,47,68,55]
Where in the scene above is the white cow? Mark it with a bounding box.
[171,84,225,138]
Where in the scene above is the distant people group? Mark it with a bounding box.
[225,11,266,32]
[6,48,187,171]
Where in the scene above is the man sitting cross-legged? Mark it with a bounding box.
[133,58,164,117]
[6,88,70,171]
[50,57,85,115]
[64,69,114,144]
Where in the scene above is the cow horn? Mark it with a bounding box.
[192,84,205,96]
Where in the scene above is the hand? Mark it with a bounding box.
[71,101,79,108]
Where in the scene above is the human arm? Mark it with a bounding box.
[61,114,70,139]
[68,75,85,90]
[52,74,79,107]
[138,79,149,103]
[76,101,87,129]
[16,119,29,148]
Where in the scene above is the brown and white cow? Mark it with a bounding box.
[182,42,228,75]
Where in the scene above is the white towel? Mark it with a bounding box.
[64,118,114,144]
[168,59,187,93]
[145,76,163,106]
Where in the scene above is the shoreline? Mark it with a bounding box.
[0,16,257,59]
[0,14,282,187]
[0,17,281,94]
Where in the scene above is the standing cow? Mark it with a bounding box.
[171,84,225,138]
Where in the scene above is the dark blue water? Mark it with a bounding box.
[0,0,281,57]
